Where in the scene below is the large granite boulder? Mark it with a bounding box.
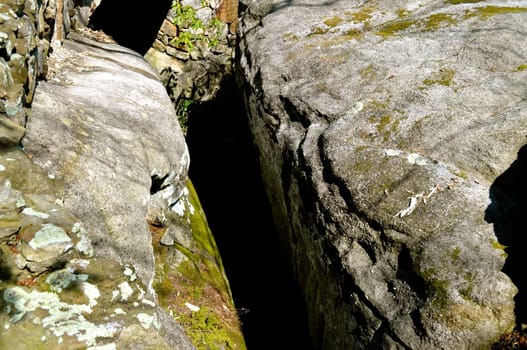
[237,1,527,348]
[0,29,244,349]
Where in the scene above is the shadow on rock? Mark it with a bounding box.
[486,144,527,325]
[89,0,172,55]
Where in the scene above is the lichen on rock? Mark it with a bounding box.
[237,0,526,348]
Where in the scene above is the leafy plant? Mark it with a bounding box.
[170,0,225,51]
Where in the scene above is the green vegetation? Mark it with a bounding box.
[450,246,461,260]
[419,268,451,307]
[515,64,527,71]
[422,68,456,87]
[323,16,343,27]
[152,181,245,350]
[171,1,224,51]
[345,6,376,22]
[375,19,415,37]
[464,6,527,20]
[448,0,484,4]
[175,98,195,134]
[452,169,469,180]
[424,13,457,30]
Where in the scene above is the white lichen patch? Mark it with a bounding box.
[141,298,155,307]
[117,282,134,301]
[0,164,5,171]
[3,287,120,346]
[123,267,137,282]
[76,235,94,257]
[46,267,89,293]
[72,223,94,257]
[112,308,126,316]
[16,196,25,208]
[136,286,145,300]
[70,259,90,269]
[345,101,364,116]
[136,313,158,330]
[385,149,403,156]
[22,207,50,219]
[28,224,72,250]
[82,282,101,308]
[407,153,428,165]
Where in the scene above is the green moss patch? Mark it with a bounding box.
[464,6,527,20]
[375,19,415,37]
[448,0,484,4]
[323,16,343,27]
[151,180,246,350]
[422,68,456,87]
[424,13,458,30]
[345,6,376,23]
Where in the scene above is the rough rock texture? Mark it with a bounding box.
[0,0,245,348]
[8,32,194,349]
[237,1,527,349]
[24,32,190,288]
[0,0,101,146]
[0,28,244,348]
[0,147,191,349]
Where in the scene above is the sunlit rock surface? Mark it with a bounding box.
[237,0,527,348]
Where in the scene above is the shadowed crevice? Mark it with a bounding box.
[486,144,527,325]
[185,78,314,350]
[89,0,172,55]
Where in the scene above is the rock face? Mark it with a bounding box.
[0,0,245,348]
[237,1,527,349]
[0,26,245,348]
[24,32,190,289]
[8,32,194,349]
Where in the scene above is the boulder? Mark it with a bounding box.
[0,2,245,349]
[237,1,527,348]
[0,147,190,349]
[24,32,190,289]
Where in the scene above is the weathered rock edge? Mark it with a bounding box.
[16,32,196,349]
[237,0,527,349]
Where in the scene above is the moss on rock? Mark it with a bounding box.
[152,180,246,350]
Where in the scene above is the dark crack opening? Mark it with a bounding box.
[89,0,172,55]
[185,78,314,350]
[486,143,527,326]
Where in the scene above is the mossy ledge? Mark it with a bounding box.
[151,180,246,350]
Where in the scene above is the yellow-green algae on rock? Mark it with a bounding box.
[152,180,246,350]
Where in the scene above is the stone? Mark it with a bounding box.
[160,19,178,38]
[0,116,24,145]
[21,32,204,349]
[238,1,526,349]
[24,31,189,293]
[145,47,184,75]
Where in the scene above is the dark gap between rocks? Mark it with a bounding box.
[89,0,172,55]
[185,78,314,350]
[486,144,527,326]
